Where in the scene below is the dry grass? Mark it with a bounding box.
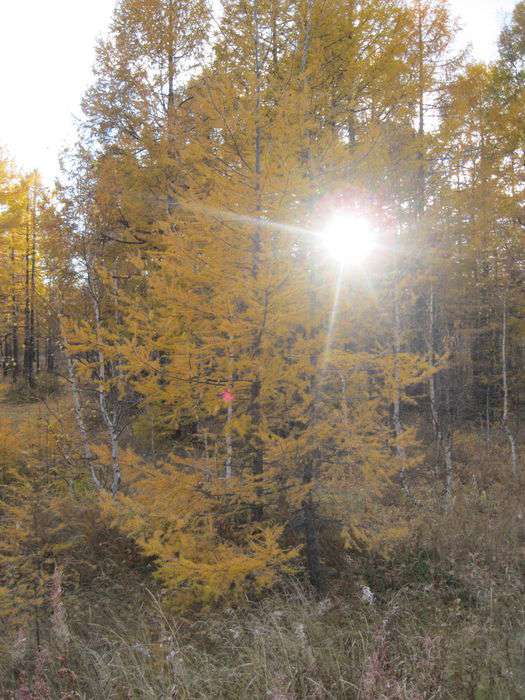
[1,567,523,699]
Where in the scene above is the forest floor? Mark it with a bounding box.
[0,384,524,699]
[3,568,523,699]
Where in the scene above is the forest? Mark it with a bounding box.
[0,0,523,697]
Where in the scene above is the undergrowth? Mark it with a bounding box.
[1,579,523,699]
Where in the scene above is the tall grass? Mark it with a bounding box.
[1,573,523,699]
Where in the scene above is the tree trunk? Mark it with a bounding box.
[30,187,37,375]
[11,245,19,383]
[23,188,35,388]
[416,0,425,219]
[392,225,409,494]
[93,296,122,497]
[65,353,102,491]
[225,399,233,480]
[88,267,122,497]
[501,296,518,476]
[442,375,454,510]
[46,335,56,374]
[301,278,324,593]
[166,0,177,218]
[301,12,323,592]
[248,0,264,520]
[427,284,441,446]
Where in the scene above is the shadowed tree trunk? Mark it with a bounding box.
[501,295,518,476]
[248,0,265,521]
[11,244,20,383]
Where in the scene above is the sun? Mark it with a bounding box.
[320,214,376,265]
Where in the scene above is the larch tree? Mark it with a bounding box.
[98,0,443,597]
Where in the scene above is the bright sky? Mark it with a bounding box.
[0,0,519,182]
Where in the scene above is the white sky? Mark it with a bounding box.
[0,0,519,182]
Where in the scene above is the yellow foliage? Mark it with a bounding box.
[103,456,298,608]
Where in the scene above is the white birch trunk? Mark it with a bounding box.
[65,353,102,491]
[90,280,122,497]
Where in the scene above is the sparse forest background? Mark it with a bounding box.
[0,0,523,697]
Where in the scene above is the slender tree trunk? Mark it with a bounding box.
[46,336,55,374]
[224,334,234,480]
[35,321,40,374]
[94,298,122,496]
[65,352,102,491]
[301,4,323,591]
[416,0,425,220]
[427,284,441,445]
[270,0,279,74]
[302,412,323,592]
[415,2,443,470]
[225,400,233,480]
[392,226,409,494]
[166,0,177,218]
[247,0,264,519]
[393,290,406,458]
[303,346,323,591]
[23,188,35,388]
[443,376,454,511]
[427,285,445,507]
[11,245,19,383]
[30,186,37,375]
[301,266,324,593]
[300,0,314,73]
[501,296,518,476]
[87,269,122,497]
[12,321,19,382]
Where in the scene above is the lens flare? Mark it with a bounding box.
[321,214,375,265]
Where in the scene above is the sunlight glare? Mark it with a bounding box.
[321,214,375,266]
